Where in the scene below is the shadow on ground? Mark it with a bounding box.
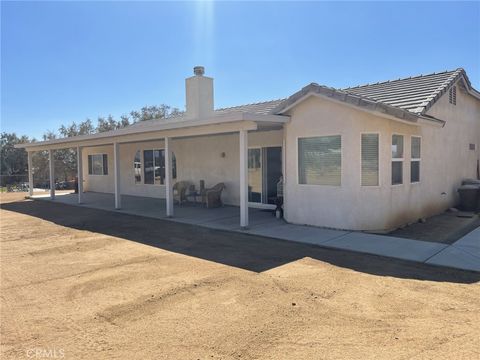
[2,199,479,284]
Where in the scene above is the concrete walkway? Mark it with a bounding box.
[31,192,479,272]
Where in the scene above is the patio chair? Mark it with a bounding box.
[201,182,225,208]
[173,181,190,204]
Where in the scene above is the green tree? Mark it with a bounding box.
[0,132,30,186]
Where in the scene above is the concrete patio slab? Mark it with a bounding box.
[322,232,448,262]
[246,223,349,245]
[30,192,479,272]
[426,246,480,272]
[451,227,480,258]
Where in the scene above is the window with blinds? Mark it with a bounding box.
[411,136,421,183]
[361,133,379,186]
[298,135,341,186]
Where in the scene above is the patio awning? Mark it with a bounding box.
[15,111,289,152]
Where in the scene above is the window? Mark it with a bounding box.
[411,136,421,183]
[298,135,341,186]
[391,135,403,185]
[449,86,456,105]
[134,150,142,184]
[361,133,379,186]
[142,149,176,185]
[88,154,108,175]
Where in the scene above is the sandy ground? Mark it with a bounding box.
[1,192,479,360]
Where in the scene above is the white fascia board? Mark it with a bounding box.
[17,119,260,152]
[15,112,287,151]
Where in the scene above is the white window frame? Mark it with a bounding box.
[410,136,421,184]
[391,133,404,186]
[360,132,381,187]
[88,153,108,176]
[296,134,343,187]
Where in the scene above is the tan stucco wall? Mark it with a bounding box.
[82,82,479,231]
[83,130,283,206]
[283,86,480,231]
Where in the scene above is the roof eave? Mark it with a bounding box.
[14,111,289,150]
[272,84,440,126]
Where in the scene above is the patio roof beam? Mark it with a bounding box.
[16,120,262,152]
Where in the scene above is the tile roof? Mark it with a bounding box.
[132,68,476,129]
[214,99,286,115]
[343,69,465,115]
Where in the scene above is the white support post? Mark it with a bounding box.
[239,130,249,228]
[27,151,33,197]
[77,146,83,204]
[165,137,174,217]
[49,149,55,200]
[114,142,121,209]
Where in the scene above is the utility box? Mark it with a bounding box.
[458,184,480,211]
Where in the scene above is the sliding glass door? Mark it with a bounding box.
[248,147,282,205]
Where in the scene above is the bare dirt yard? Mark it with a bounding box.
[1,192,480,359]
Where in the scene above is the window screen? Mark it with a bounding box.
[298,135,341,186]
[361,134,379,186]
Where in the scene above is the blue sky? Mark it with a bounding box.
[2,1,479,139]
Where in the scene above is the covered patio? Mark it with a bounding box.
[31,191,285,231]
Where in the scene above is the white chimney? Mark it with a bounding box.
[185,66,214,119]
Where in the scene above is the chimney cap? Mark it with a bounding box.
[193,66,205,76]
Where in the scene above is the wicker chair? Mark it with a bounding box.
[201,183,225,208]
[173,181,190,204]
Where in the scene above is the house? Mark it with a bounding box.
[16,66,480,231]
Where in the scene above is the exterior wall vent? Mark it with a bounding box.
[449,85,456,105]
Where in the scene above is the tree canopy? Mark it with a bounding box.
[1,104,181,187]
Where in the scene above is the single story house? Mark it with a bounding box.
[17,66,480,231]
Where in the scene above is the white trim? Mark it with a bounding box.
[15,113,287,150]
